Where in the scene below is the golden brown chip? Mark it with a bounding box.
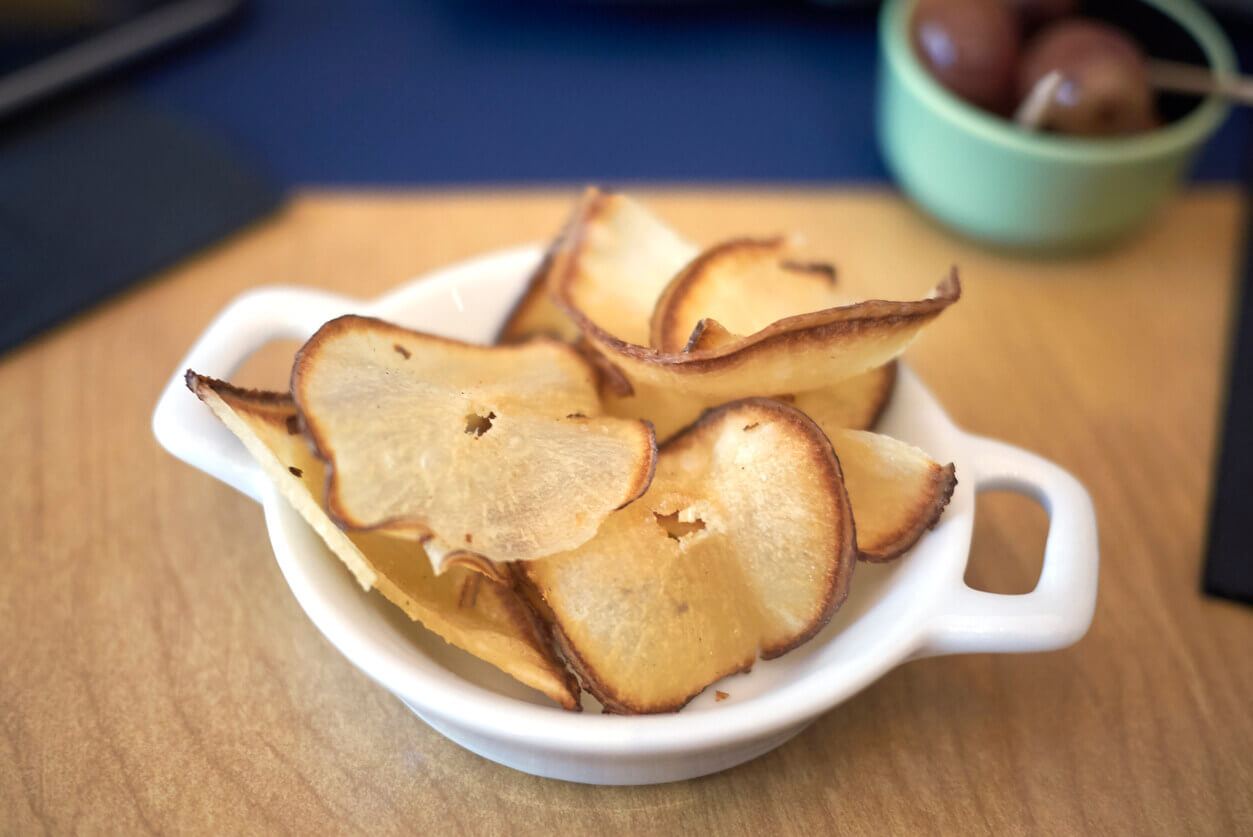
[679,317,733,352]
[548,189,960,397]
[569,270,959,398]
[495,245,582,344]
[829,428,957,562]
[654,245,897,436]
[604,363,897,443]
[521,398,856,714]
[185,373,580,709]
[787,362,898,436]
[601,380,712,443]
[291,315,657,563]
[550,188,698,347]
[601,374,947,561]
[650,237,852,353]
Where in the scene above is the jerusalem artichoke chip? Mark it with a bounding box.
[495,246,582,345]
[521,399,857,714]
[650,237,849,353]
[604,363,897,442]
[828,428,956,562]
[185,373,580,709]
[291,316,657,563]
[547,188,698,347]
[549,190,960,397]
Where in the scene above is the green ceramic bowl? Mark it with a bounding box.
[876,0,1235,250]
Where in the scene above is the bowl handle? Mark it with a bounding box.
[915,435,1099,658]
[151,286,356,501]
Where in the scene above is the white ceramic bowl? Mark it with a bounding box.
[152,245,1099,785]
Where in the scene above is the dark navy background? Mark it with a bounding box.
[135,0,1253,185]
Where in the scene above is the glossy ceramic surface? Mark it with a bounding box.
[153,246,1099,784]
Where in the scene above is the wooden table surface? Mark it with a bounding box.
[3,188,1251,835]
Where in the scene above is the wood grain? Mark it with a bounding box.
[2,188,1250,835]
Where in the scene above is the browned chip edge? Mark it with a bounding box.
[290,314,657,544]
[186,370,295,414]
[187,371,582,710]
[551,192,961,380]
[858,462,957,563]
[551,622,755,715]
[781,260,837,283]
[679,317,733,353]
[483,580,582,711]
[524,397,858,713]
[647,236,784,352]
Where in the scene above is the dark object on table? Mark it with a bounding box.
[1203,153,1253,607]
[0,91,282,355]
[1016,19,1158,136]
[910,0,1021,114]
[910,0,1215,136]
[0,0,244,121]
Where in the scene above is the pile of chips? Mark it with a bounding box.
[188,190,960,713]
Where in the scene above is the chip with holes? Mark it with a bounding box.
[520,399,856,714]
[185,373,580,709]
[601,386,952,561]
[291,315,657,563]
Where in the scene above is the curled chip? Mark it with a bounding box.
[679,317,737,352]
[649,237,848,353]
[602,363,897,443]
[496,246,582,345]
[291,315,657,563]
[521,399,857,714]
[548,189,699,348]
[597,382,949,562]
[549,189,961,397]
[827,428,956,562]
[784,364,898,438]
[186,373,580,709]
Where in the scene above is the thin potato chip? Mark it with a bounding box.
[495,252,633,397]
[522,399,856,714]
[549,189,960,397]
[185,374,580,709]
[496,246,582,344]
[786,363,898,437]
[552,189,698,347]
[604,364,897,442]
[680,317,736,352]
[602,376,948,560]
[830,428,957,562]
[650,237,851,352]
[292,315,657,563]
[571,270,959,397]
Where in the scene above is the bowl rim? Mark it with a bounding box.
[880,0,1236,163]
